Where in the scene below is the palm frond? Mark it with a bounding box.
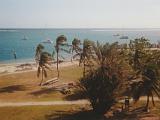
[60,48,71,54]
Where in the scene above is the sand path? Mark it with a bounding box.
[0,97,159,107]
[0,100,90,107]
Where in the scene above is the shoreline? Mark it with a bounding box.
[0,60,79,76]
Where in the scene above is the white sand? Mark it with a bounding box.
[0,100,89,107]
[0,60,79,75]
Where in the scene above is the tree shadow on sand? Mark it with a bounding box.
[45,106,159,120]
[64,90,87,101]
[108,106,159,120]
[0,85,26,93]
[29,88,59,96]
[45,110,106,120]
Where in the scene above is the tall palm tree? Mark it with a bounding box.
[71,38,81,62]
[79,39,94,76]
[35,44,44,64]
[55,35,67,78]
[37,52,52,86]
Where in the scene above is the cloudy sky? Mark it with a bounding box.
[0,0,160,28]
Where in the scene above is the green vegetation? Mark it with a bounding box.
[55,35,67,78]
[71,38,81,62]
[80,42,129,114]
[78,37,160,115]
[35,44,44,64]
[37,52,52,86]
[128,37,160,110]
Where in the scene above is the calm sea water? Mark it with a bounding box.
[0,28,160,63]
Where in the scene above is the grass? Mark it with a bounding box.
[0,105,86,120]
[0,102,159,120]
[107,101,160,120]
[0,65,83,102]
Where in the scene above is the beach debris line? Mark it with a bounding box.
[41,77,59,86]
[16,63,33,71]
[42,81,78,95]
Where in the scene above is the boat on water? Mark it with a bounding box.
[113,34,120,37]
[42,39,53,44]
[119,36,129,39]
[22,36,28,40]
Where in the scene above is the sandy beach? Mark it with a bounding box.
[0,60,79,76]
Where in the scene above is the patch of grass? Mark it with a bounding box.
[59,65,83,82]
[131,101,160,116]
[0,105,90,120]
[108,101,160,120]
[0,101,159,120]
[0,65,83,102]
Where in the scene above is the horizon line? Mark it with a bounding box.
[1,27,160,29]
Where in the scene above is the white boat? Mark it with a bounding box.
[113,34,120,36]
[42,39,53,44]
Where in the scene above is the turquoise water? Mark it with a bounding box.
[0,28,160,63]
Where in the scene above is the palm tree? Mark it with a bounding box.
[80,41,128,114]
[129,64,160,110]
[128,37,160,110]
[71,38,81,62]
[55,35,67,78]
[79,39,95,76]
[37,52,52,86]
[35,44,44,64]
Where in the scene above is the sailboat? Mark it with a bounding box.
[22,36,28,40]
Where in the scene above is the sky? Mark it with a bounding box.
[0,0,160,28]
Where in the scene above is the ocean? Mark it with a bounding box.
[0,28,160,64]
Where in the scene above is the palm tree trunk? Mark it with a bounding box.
[146,95,150,110]
[151,93,155,107]
[83,60,85,77]
[71,48,73,62]
[57,48,59,78]
[40,69,44,86]
[79,54,82,67]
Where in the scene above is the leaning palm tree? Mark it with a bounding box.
[55,35,67,78]
[71,38,82,62]
[35,44,44,64]
[37,52,52,86]
[128,37,160,110]
[129,63,160,110]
